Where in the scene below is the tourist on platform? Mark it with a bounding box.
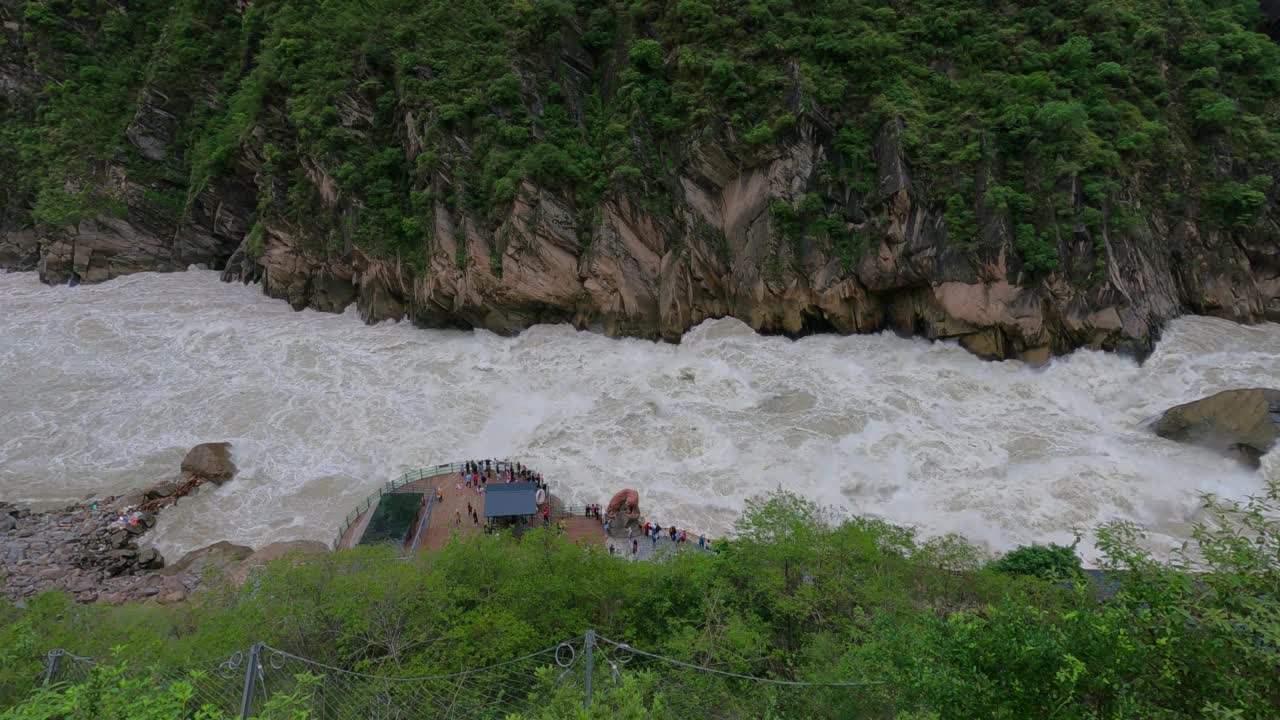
[669,526,677,542]
[609,543,615,555]
[698,534,705,549]
[626,525,634,540]
[650,530,658,548]
[631,539,638,557]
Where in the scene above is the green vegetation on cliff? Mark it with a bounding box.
[2,487,1278,719]
[4,0,1278,279]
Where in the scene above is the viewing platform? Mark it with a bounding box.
[334,461,716,559]
[333,462,601,552]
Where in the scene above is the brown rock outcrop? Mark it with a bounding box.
[138,442,238,513]
[1152,388,1280,468]
[180,442,238,485]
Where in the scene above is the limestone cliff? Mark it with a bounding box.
[3,1,1278,362]
[221,122,1279,362]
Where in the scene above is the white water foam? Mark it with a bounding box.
[0,269,1275,562]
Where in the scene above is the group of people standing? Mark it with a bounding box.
[607,518,710,560]
[462,459,546,490]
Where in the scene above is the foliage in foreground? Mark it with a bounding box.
[1,483,1277,719]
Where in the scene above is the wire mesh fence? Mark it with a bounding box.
[34,631,888,719]
[591,633,894,719]
[43,647,257,710]
[244,638,586,719]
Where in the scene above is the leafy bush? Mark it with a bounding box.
[3,483,1279,718]
[1209,177,1273,227]
[627,39,664,72]
[989,542,1084,580]
[1014,223,1061,273]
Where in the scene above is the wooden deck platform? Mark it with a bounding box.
[559,515,606,545]
[336,468,610,552]
[419,472,486,550]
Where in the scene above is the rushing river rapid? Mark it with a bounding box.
[1,270,1276,562]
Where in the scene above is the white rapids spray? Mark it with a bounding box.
[0,270,1275,562]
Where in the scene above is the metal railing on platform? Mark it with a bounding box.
[407,492,435,553]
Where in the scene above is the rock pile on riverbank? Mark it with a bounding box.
[1,491,194,604]
[1,442,328,605]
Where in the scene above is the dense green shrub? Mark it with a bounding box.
[990,542,1084,580]
[3,482,1278,718]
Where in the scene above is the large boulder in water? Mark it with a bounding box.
[1153,388,1280,468]
[180,442,237,485]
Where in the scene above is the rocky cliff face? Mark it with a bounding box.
[3,1,1278,362]
[0,0,251,282]
[219,117,1279,362]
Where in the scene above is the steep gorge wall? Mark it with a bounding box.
[2,0,1279,362]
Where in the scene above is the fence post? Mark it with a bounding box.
[42,649,62,686]
[239,643,263,720]
[583,629,595,711]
